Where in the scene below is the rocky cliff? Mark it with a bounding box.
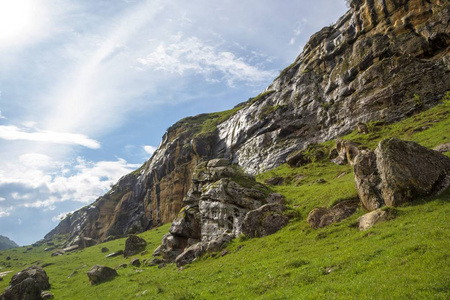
[46,0,450,246]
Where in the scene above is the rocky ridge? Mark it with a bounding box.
[46,0,450,246]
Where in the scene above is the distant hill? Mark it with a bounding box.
[0,235,19,250]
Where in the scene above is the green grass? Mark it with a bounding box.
[1,98,449,299]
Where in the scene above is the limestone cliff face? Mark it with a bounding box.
[46,0,450,245]
[218,0,450,174]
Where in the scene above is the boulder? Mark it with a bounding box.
[41,291,54,299]
[434,142,450,153]
[169,206,201,239]
[242,204,290,238]
[78,237,96,249]
[123,235,147,257]
[307,199,360,229]
[105,250,123,258]
[354,138,450,210]
[130,258,140,267]
[86,265,118,285]
[330,140,362,166]
[353,150,385,211]
[207,158,230,168]
[101,247,109,253]
[358,209,389,231]
[0,265,50,300]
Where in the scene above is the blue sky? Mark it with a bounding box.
[0,0,348,245]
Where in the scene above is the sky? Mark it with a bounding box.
[0,0,348,246]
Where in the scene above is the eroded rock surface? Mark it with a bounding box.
[354,138,450,210]
[123,235,147,257]
[0,266,50,300]
[358,209,390,231]
[153,160,289,267]
[307,199,360,229]
[86,265,118,285]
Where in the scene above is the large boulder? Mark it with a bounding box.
[354,138,450,210]
[123,235,147,257]
[1,265,50,300]
[86,265,118,285]
[242,204,290,237]
[307,199,360,229]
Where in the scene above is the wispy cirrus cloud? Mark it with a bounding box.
[137,34,277,87]
[143,145,157,156]
[0,125,100,149]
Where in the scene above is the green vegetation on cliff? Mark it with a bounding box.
[1,99,449,299]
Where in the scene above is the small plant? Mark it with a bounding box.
[412,93,423,107]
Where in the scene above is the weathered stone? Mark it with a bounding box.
[354,138,450,210]
[330,140,362,166]
[264,177,284,186]
[105,250,123,258]
[286,151,308,167]
[78,237,96,249]
[101,247,109,253]
[41,291,54,299]
[130,258,140,267]
[307,199,360,229]
[62,245,79,253]
[376,138,450,206]
[354,150,385,211]
[358,209,389,231]
[123,235,147,257]
[434,142,450,153]
[242,204,290,238]
[0,265,50,300]
[87,265,118,285]
[169,206,201,239]
[207,158,230,168]
[357,122,369,134]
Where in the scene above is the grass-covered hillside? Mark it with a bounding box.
[1,97,449,299]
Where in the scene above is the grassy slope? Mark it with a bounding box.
[0,99,449,299]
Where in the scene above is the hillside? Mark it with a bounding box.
[0,236,18,251]
[0,97,449,299]
[46,0,450,247]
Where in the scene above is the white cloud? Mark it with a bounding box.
[52,211,73,222]
[0,125,101,149]
[19,153,53,169]
[0,206,13,218]
[138,34,277,86]
[0,197,5,201]
[0,154,140,209]
[0,110,5,119]
[143,145,157,156]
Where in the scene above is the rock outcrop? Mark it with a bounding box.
[86,265,118,285]
[152,160,289,267]
[307,199,360,229]
[354,138,450,210]
[0,266,50,300]
[123,235,147,257]
[45,0,450,246]
[358,209,390,231]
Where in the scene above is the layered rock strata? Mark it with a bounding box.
[152,159,288,267]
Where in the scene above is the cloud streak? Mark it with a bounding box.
[0,125,101,149]
[138,34,277,86]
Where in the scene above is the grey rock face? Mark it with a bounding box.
[307,199,360,229]
[330,140,362,166]
[87,265,118,285]
[242,204,290,238]
[154,161,289,267]
[1,266,50,300]
[354,138,450,210]
[123,235,147,257]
